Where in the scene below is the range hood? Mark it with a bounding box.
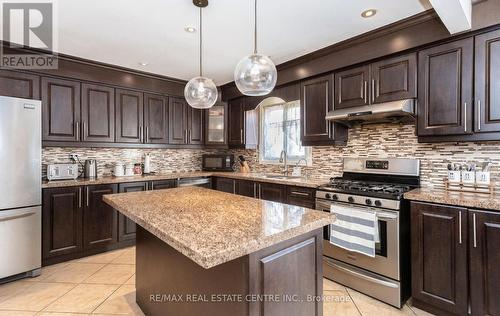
[326,99,415,125]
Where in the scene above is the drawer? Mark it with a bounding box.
[286,186,315,208]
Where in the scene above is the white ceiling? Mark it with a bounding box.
[5,0,433,84]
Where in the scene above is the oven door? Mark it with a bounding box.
[318,199,400,280]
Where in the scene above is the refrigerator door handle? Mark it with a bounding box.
[0,209,37,222]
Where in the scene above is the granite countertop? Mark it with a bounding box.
[42,171,327,189]
[405,188,500,211]
[103,186,334,269]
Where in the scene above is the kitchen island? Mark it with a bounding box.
[103,186,334,316]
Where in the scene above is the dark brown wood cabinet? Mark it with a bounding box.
[115,89,144,143]
[41,77,81,142]
[286,186,315,209]
[475,29,500,133]
[258,182,286,203]
[214,177,235,194]
[144,93,169,144]
[228,97,245,148]
[371,54,417,104]
[0,69,39,99]
[83,184,118,251]
[118,182,147,242]
[168,97,188,144]
[150,179,177,190]
[42,186,83,263]
[235,179,256,198]
[81,83,115,142]
[334,65,370,109]
[410,201,468,316]
[469,210,500,316]
[417,38,474,137]
[187,107,204,145]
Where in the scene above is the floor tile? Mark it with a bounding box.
[93,284,144,315]
[37,313,93,316]
[43,283,118,314]
[408,304,435,316]
[111,252,135,265]
[76,249,125,264]
[0,282,74,312]
[323,290,360,316]
[0,281,34,303]
[323,278,346,292]
[83,264,135,285]
[347,288,415,316]
[0,311,36,316]
[43,263,105,283]
[125,275,135,285]
[24,262,70,282]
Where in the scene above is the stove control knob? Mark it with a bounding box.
[374,200,382,207]
[325,193,331,199]
[348,196,354,203]
[331,194,338,201]
[365,199,372,205]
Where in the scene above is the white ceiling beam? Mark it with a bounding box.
[429,0,472,34]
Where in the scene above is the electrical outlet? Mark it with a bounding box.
[69,154,79,162]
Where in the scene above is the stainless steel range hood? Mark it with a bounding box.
[325,99,415,125]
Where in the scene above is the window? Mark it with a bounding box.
[259,100,311,165]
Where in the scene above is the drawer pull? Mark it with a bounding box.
[290,191,310,196]
[473,213,477,248]
[458,211,462,244]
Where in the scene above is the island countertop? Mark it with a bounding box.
[103,186,334,269]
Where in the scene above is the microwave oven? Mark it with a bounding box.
[202,154,234,171]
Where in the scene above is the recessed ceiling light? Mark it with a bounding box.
[361,9,377,18]
[184,26,197,33]
[138,62,148,66]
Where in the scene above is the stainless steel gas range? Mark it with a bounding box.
[317,157,420,308]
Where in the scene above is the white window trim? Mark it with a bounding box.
[258,100,312,166]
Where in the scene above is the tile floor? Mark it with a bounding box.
[0,246,434,316]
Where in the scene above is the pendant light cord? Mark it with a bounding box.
[199,7,203,77]
[254,0,257,54]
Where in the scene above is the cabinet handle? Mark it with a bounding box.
[371,79,375,103]
[78,187,82,208]
[253,183,257,198]
[240,129,243,143]
[151,182,154,190]
[477,100,481,131]
[139,125,143,142]
[82,121,86,141]
[458,211,462,244]
[364,81,367,104]
[86,187,90,207]
[473,213,477,248]
[145,126,149,143]
[185,129,188,142]
[464,102,467,132]
[75,121,80,140]
[291,191,310,196]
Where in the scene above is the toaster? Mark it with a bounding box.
[47,164,79,181]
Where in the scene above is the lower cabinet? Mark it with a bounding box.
[83,184,119,252]
[235,179,256,198]
[214,177,235,193]
[150,179,176,190]
[118,182,148,243]
[286,186,316,209]
[410,201,500,316]
[258,182,286,203]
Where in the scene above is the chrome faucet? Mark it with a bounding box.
[279,150,288,176]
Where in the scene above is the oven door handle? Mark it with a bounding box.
[325,258,398,289]
[329,201,399,220]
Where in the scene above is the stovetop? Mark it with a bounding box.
[318,177,416,200]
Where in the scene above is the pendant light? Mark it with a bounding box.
[184,0,218,109]
[234,0,277,96]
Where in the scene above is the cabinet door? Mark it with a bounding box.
[258,183,286,203]
[118,182,147,242]
[410,202,468,316]
[228,97,245,147]
[0,70,39,99]
[150,179,177,190]
[41,77,81,142]
[115,89,144,143]
[168,97,188,144]
[371,53,417,104]
[334,65,370,109]
[81,84,115,142]
[300,74,334,144]
[205,103,227,146]
[469,210,500,316]
[235,179,256,198]
[187,107,204,145]
[83,184,118,251]
[144,93,168,144]
[475,29,500,133]
[417,38,473,136]
[42,187,83,261]
[215,177,235,194]
[286,186,315,209]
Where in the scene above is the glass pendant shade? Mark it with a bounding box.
[184,76,218,109]
[234,53,277,96]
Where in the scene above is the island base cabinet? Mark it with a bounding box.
[469,210,500,316]
[136,226,323,316]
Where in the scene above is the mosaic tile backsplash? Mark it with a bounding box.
[42,123,500,188]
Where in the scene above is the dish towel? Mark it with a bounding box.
[330,204,379,258]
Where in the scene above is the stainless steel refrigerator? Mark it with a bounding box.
[0,96,42,281]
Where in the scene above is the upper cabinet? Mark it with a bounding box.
[81,84,115,143]
[334,53,417,109]
[475,29,500,133]
[301,74,347,146]
[0,70,39,100]
[41,77,81,142]
[205,103,228,147]
[168,97,203,145]
[187,106,204,145]
[144,93,169,144]
[115,89,144,143]
[417,38,474,137]
[228,97,246,148]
